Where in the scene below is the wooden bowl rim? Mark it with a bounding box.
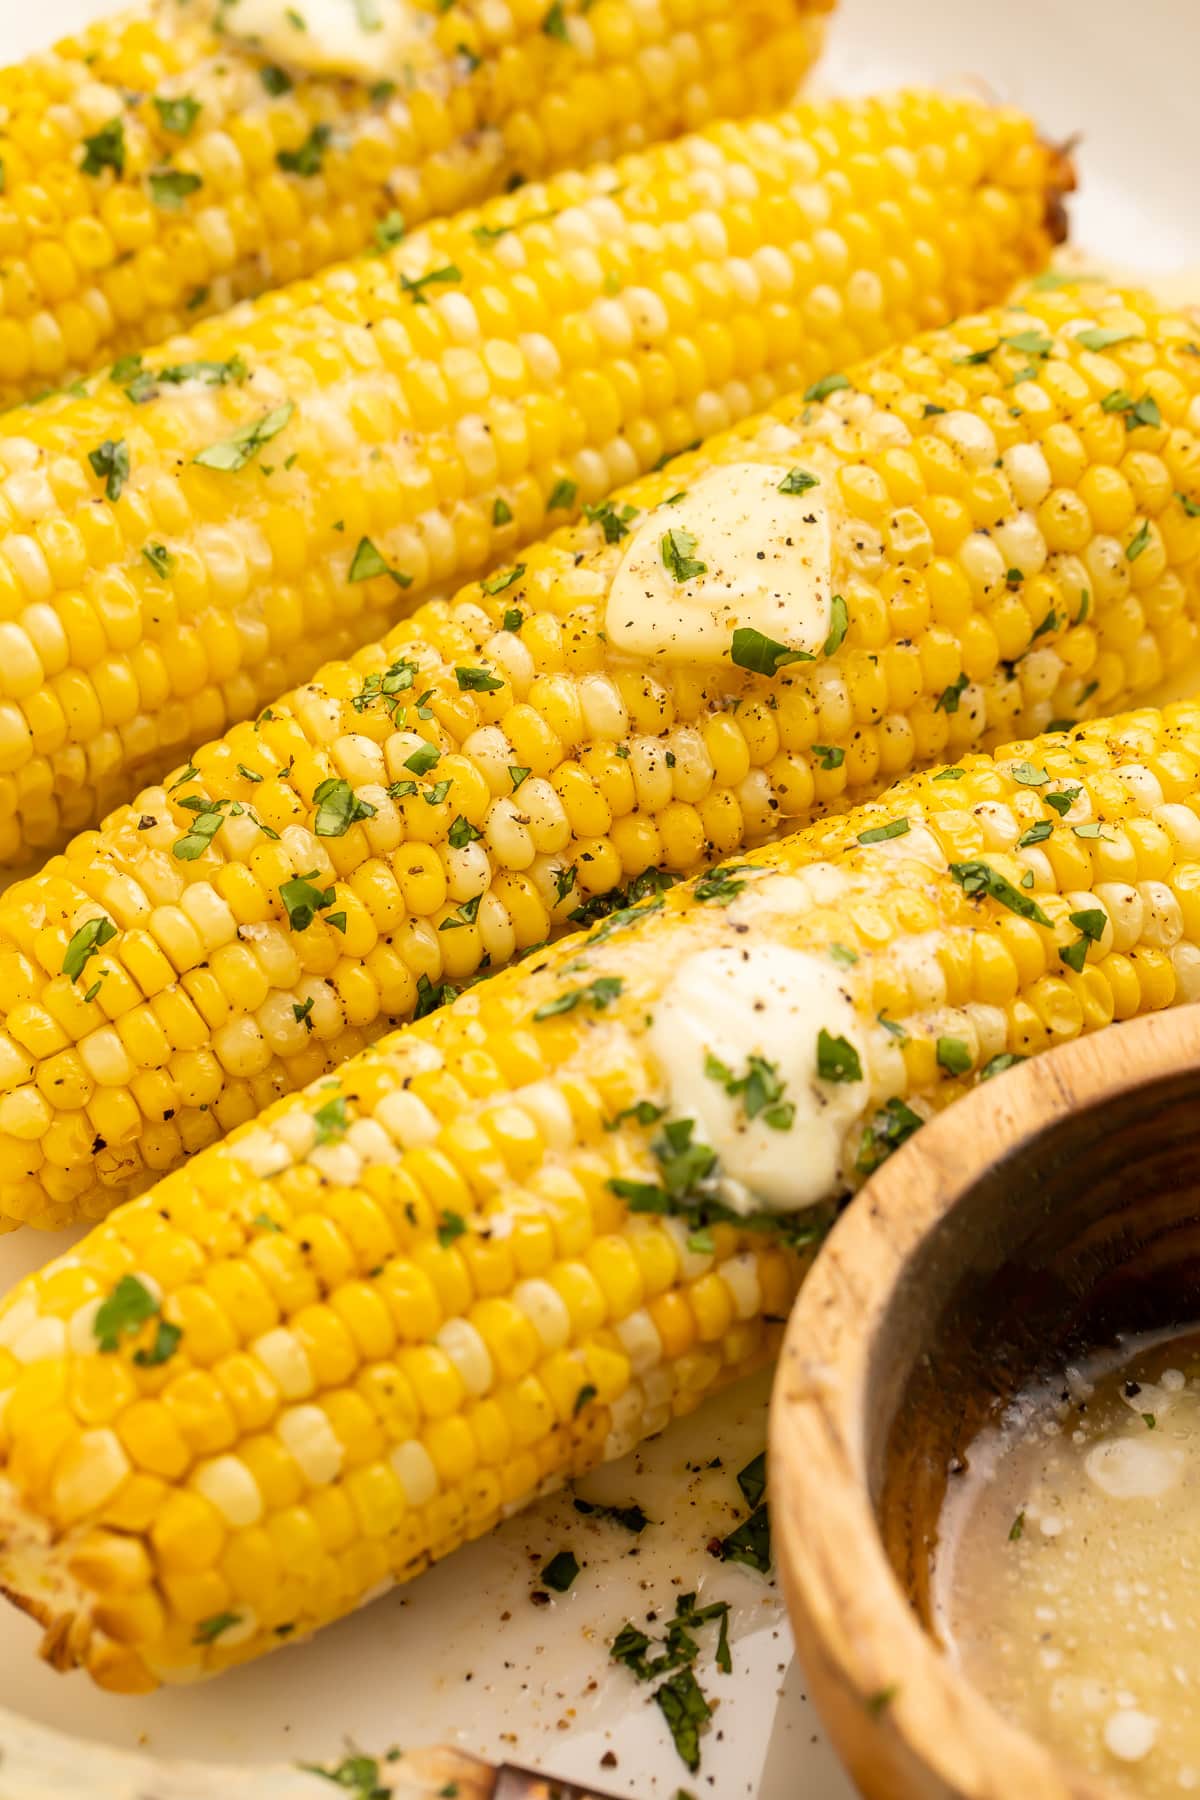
[768,1006,1200,1800]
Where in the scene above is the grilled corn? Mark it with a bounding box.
[3,696,1200,1688]
[1,279,1196,1230]
[0,90,1066,861]
[0,0,830,404]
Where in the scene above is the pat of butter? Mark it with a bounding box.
[647,942,867,1215]
[605,462,833,665]
[222,0,436,83]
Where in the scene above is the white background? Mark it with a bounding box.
[1,0,1197,1795]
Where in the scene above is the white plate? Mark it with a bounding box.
[2,1,1198,1795]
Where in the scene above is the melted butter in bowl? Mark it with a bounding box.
[934,1330,1200,1795]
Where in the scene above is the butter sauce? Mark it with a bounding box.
[218,0,437,83]
[605,462,834,666]
[934,1329,1200,1795]
[647,942,868,1216]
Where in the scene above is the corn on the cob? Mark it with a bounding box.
[0,0,830,406]
[4,696,1200,1691]
[2,278,1196,1231]
[0,90,1065,863]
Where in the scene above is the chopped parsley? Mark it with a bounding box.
[1126,520,1152,561]
[1017,820,1053,847]
[543,0,569,35]
[508,764,531,790]
[88,438,129,501]
[404,743,441,776]
[823,593,849,656]
[455,664,504,692]
[540,1550,579,1591]
[347,536,411,586]
[778,467,819,495]
[437,1209,467,1246]
[195,403,294,473]
[811,743,844,770]
[719,1503,770,1574]
[400,264,462,304]
[133,1319,183,1367]
[260,64,294,94]
[704,1052,794,1130]
[804,372,850,402]
[547,477,577,510]
[81,118,126,178]
[935,673,969,714]
[693,863,755,904]
[93,1276,159,1352]
[1011,760,1049,786]
[149,169,203,209]
[142,542,174,577]
[610,1592,732,1773]
[729,627,813,676]
[856,1097,922,1175]
[493,497,513,526]
[279,870,340,932]
[981,1051,1024,1080]
[482,564,524,596]
[193,1612,240,1645]
[415,974,458,1019]
[533,975,623,1021]
[1060,905,1107,973]
[312,777,375,837]
[1043,787,1081,816]
[573,1495,649,1531]
[172,798,227,860]
[816,1029,862,1084]
[949,860,1051,926]
[936,1036,971,1076]
[277,123,332,177]
[63,914,117,982]
[661,526,706,584]
[373,210,406,251]
[857,818,909,846]
[1076,326,1139,353]
[737,1451,767,1509]
[584,498,638,543]
[312,1095,348,1145]
[448,815,482,848]
[153,95,202,135]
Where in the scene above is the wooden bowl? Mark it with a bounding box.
[769,1006,1200,1800]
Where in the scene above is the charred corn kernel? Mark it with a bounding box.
[0,0,828,408]
[0,92,1063,861]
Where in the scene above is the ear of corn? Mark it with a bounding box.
[0,91,1064,862]
[1,280,1196,1231]
[4,695,1200,1688]
[0,0,830,405]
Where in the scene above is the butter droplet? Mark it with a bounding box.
[1104,1708,1158,1763]
[1084,1436,1183,1500]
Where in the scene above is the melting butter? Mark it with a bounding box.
[646,941,867,1215]
[605,462,833,666]
[220,0,437,83]
[935,1330,1200,1796]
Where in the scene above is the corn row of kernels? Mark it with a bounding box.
[0,91,1060,861]
[0,1038,803,1687]
[0,279,1194,1229]
[0,0,826,402]
[6,702,1200,1687]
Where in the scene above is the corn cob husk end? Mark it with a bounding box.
[1041,133,1078,247]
